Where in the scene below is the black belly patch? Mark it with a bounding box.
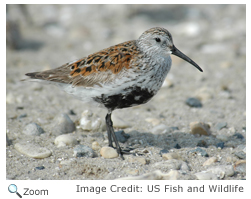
[93,86,154,110]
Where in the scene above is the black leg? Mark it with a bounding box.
[105,113,113,148]
[105,112,124,160]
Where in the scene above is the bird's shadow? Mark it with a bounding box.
[125,130,221,152]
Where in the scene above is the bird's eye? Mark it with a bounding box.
[155,38,161,42]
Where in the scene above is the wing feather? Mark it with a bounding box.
[25,40,139,87]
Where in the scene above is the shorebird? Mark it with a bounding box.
[25,27,203,159]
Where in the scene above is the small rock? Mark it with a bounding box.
[162,78,174,88]
[242,127,246,132]
[195,171,218,180]
[69,109,76,115]
[173,143,181,149]
[14,142,51,159]
[73,145,94,158]
[91,141,101,151]
[233,133,244,140]
[116,170,179,180]
[190,122,210,136]
[216,134,229,142]
[195,87,214,101]
[170,126,179,131]
[53,113,76,135]
[6,93,15,104]
[6,134,11,146]
[111,114,131,128]
[18,113,27,119]
[215,122,227,131]
[80,110,105,131]
[203,157,217,166]
[152,124,171,134]
[159,149,169,156]
[207,165,235,179]
[242,147,246,153]
[54,134,78,147]
[162,153,181,160]
[185,97,202,108]
[60,158,77,165]
[100,147,118,159]
[197,140,207,147]
[114,130,130,143]
[22,123,45,136]
[145,118,161,126]
[189,148,209,157]
[234,151,246,159]
[180,161,190,171]
[35,166,45,170]
[216,142,225,149]
[234,160,246,173]
[226,156,236,163]
[124,169,139,176]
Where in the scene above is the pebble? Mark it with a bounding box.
[6,134,11,146]
[14,142,52,159]
[159,149,169,156]
[203,157,217,166]
[54,134,78,147]
[91,141,101,151]
[111,113,131,128]
[6,92,15,104]
[35,166,45,170]
[116,170,179,180]
[197,140,207,147]
[18,113,27,119]
[195,87,214,101]
[162,152,181,160]
[189,122,211,136]
[151,124,172,134]
[216,142,225,149]
[162,78,174,88]
[233,133,244,139]
[195,171,218,180]
[188,148,209,157]
[73,145,94,158]
[100,147,118,159]
[173,143,181,149]
[80,110,106,131]
[53,113,76,135]
[234,160,246,173]
[207,165,235,179]
[215,122,227,131]
[22,123,45,136]
[185,97,202,108]
[145,118,161,126]
[114,130,130,143]
[124,169,139,176]
[234,151,246,159]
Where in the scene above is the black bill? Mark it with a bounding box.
[171,45,203,72]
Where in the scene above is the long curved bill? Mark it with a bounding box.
[171,45,203,72]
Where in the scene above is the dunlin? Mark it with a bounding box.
[25,27,203,159]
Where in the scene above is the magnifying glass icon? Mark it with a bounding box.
[8,184,22,198]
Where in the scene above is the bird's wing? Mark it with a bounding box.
[25,40,139,87]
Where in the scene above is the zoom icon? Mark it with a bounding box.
[8,184,22,198]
